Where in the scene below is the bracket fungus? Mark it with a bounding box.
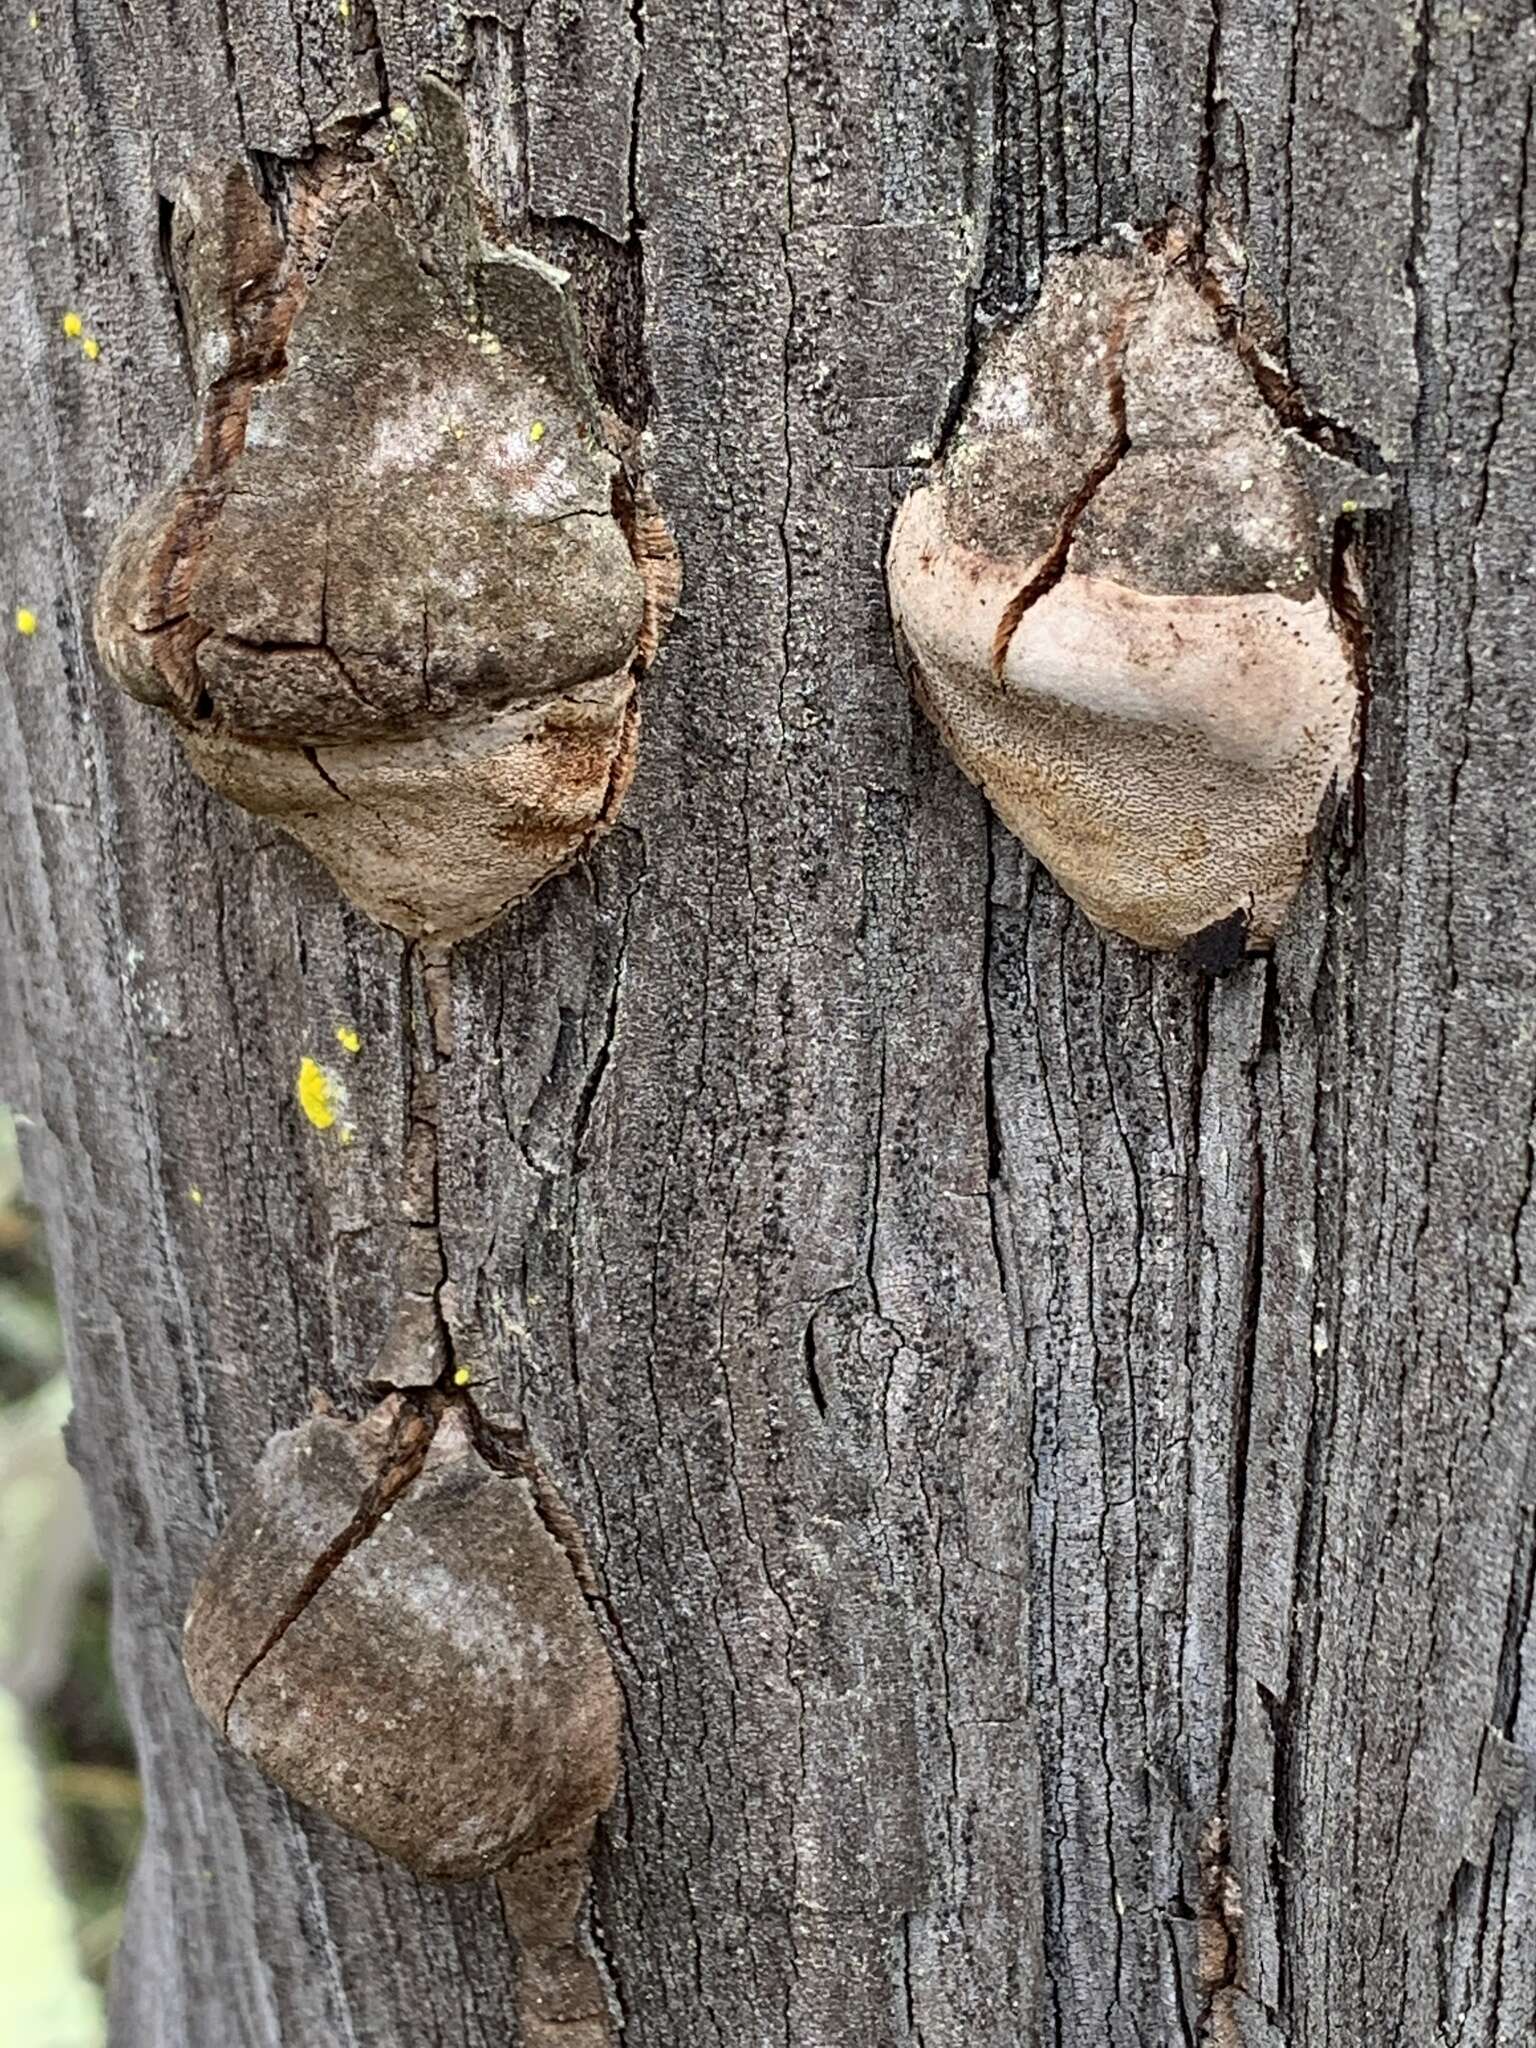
[182,1395,621,1884]
[887,232,1386,961]
[96,83,677,943]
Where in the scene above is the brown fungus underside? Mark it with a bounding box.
[95,85,678,944]
[887,233,1385,959]
[181,1394,621,1885]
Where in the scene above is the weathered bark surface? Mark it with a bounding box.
[1,3,1533,2044]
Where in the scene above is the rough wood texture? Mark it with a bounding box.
[1,3,1532,2044]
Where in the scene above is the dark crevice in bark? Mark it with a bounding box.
[404,939,618,1624]
[864,1037,889,1324]
[800,1315,828,1419]
[211,0,249,146]
[349,0,391,112]
[1167,1911,1200,2048]
[1332,517,1374,842]
[977,0,1035,318]
[1492,1472,1536,1744]
[1270,1206,1335,2032]
[1434,1855,1483,2036]
[158,193,194,387]
[1446,79,1531,943]
[776,0,799,781]
[928,297,987,495]
[944,3,1027,470]
[625,0,647,236]
[1279,3,1302,341]
[1194,1,1223,249]
[570,924,626,1178]
[1228,1089,1261,1794]
[1406,0,1438,461]
[979,825,1013,1312]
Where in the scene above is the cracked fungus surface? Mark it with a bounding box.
[887,240,1368,956]
[95,148,676,942]
[181,1399,620,1882]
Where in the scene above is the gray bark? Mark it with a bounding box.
[2,2,1533,2044]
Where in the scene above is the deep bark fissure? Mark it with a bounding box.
[625,0,647,235]
[1194,1,1223,245]
[1218,986,1267,1805]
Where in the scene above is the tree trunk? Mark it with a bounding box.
[2,3,1533,2043]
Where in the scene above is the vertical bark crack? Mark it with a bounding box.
[626,0,647,234]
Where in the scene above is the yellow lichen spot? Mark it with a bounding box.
[1341,498,1359,515]
[335,1024,362,1054]
[338,1124,357,1148]
[529,420,546,444]
[338,0,350,15]
[27,9,39,27]
[389,101,411,125]
[14,608,37,636]
[297,1055,338,1130]
[188,1187,204,1206]
[61,311,82,339]
[81,336,101,361]
[452,1365,472,1387]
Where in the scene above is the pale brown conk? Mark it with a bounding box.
[181,1397,619,1885]
[887,234,1384,963]
[182,1393,623,2043]
[95,84,677,945]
